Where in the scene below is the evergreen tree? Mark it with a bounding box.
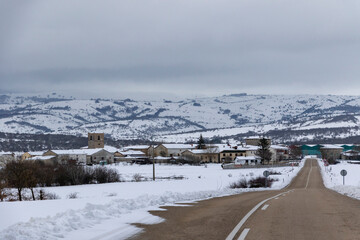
[256,137,272,164]
[197,134,206,149]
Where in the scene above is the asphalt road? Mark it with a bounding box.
[130,159,360,240]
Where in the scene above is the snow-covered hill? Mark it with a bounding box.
[1,93,360,143]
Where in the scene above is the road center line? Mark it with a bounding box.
[261,204,269,210]
[305,160,313,189]
[225,190,292,240]
[237,228,250,240]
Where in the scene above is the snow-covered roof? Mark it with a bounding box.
[154,156,172,160]
[27,156,55,161]
[334,144,356,147]
[82,145,120,153]
[320,144,343,150]
[50,149,104,155]
[161,144,196,149]
[240,145,259,151]
[341,150,360,156]
[270,145,288,150]
[102,145,120,153]
[119,150,145,156]
[344,149,359,153]
[123,145,150,150]
[28,151,45,156]
[0,151,14,155]
[246,136,271,140]
[187,149,219,154]
[215,145,238,152]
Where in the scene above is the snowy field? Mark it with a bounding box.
[0,162,304,240]
[318,159,360,200]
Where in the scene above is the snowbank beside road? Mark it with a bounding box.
[318,159,360,200]
[0,162,304,240]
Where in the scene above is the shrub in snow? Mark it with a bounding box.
[67,192,79,199]
[229,176,278,189]
[269,170,281,175]
[39,190,60,200]
[249,177,277,188]
[229,178,248,189]
[172,175,185,180]
[228,173,232,177]
[0,171,8,202]
[132,173,143,182]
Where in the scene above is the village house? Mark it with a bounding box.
[234,156,261,166]
[155,144,196,157]
[26,155,57,165]
[341,150,360,160]
[270,145,290,162]
[320,145,343,163]
[43,148,114,165]
[0,152,15,167]
[123,145,153,156]
[114,150,147,163]
[218,145,247,163]
[21,151,45,161]
[181,149,220,163]
[243,145,258,156]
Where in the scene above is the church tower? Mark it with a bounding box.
[88,133,105,149]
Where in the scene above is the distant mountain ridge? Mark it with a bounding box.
[1,93,360,144]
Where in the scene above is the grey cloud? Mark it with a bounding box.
[1,0,360,98]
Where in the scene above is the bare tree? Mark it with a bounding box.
[4,160,28,201]
[0,169,7,201]
[24,161,38,201]
[289,145,302,159]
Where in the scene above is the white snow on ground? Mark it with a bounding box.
[0,162,304,240]
[318,159,360,200]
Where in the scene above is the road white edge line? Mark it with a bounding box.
[225,190,292,240]
[305,160,313,189]
[261,204,269,210]
[237,228,250,240]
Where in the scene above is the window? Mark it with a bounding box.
[98,136,101,140]
[223,153,226,156]
[90,136,93,140]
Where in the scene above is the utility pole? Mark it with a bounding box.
[152,139,155,181]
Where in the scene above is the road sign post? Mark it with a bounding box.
[340,169,347,185]
[263,170,270,188]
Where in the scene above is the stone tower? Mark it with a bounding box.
[88,133,105,149]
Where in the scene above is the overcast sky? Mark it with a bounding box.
[1,0,360,99]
